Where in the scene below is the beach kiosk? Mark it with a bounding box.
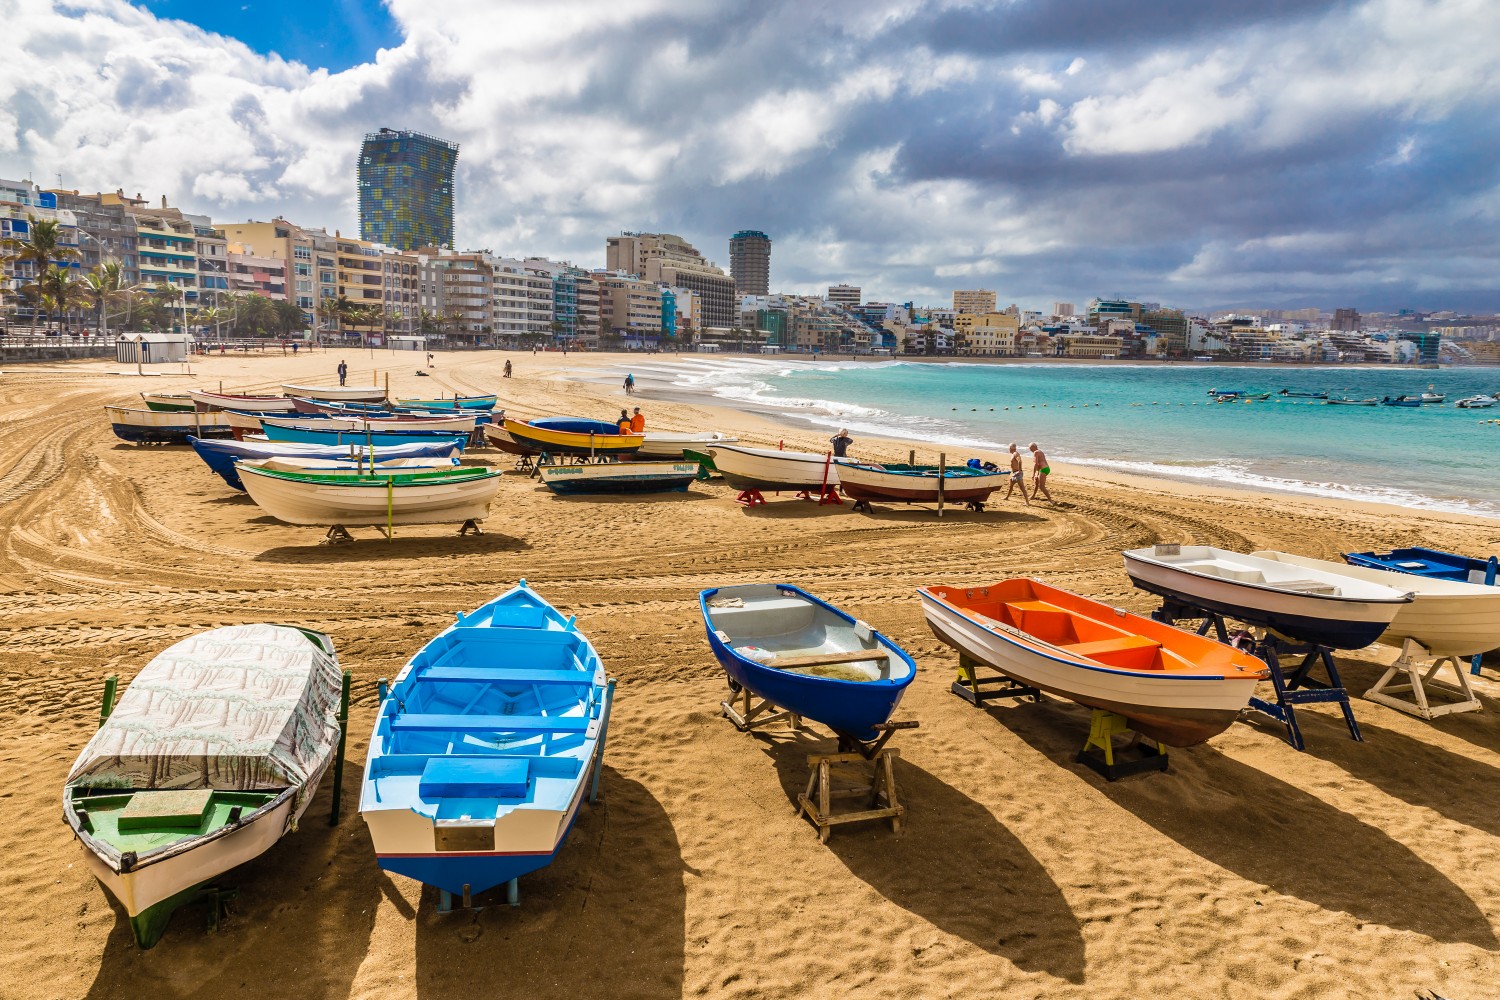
[116,332,193,365]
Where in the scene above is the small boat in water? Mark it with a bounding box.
[834,461,1009,507]
[361,582,613,901]
[1456,395,1498,409]
[1208,388,1245,397]
[540,461,700,495]
[918,579,1269,746]
[1279,389,1329,399]
[189,389,299,413]
[707,444,839,494]
[1381,395,1422,407]
[140,391,195,412]
[1325,397,1379,406]
[502,417,643,458]
[105,405,233,444]
[700,583,916,741]
[63,625,342,948]
[239,465,501,528]
[1122,544,1412,649]
[1345,546,1498,586]
[637,431,738,459]
[280,382,386,403]
[1419,389,1445,404]
[1256,551,1500,659]
[188,436,463,491]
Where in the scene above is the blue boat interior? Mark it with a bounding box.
[1345,547,1497,585]
[530,416,624,435]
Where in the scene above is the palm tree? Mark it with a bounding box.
[83,260,125,339]
[33,264,81,333]
[2,216,78,331]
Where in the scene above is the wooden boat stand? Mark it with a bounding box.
[797,747,905,843]
[438,879,521,913]
[513,454,535,473]
[1077,709,1168,781]
[1364,638,1482,720]
[323,524,355,544]
[1152,599,1361,752]
[458,518,484,536]
[735,488,769,507]
[950,652,1041,706]
[722,683,802,733]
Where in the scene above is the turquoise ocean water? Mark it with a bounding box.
[640,359,1500,518]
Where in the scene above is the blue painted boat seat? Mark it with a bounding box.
[437,627,577,645]
[458,605,548,629]
[392,713,591,733]
[419,757,531,798]
[420,667,595,685]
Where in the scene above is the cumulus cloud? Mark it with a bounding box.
[0,0,1497,311]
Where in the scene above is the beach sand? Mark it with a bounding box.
[4,347,1500,999]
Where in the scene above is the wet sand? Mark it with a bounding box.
[4,347,1500,999]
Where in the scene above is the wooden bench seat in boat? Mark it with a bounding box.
[417,666,595,686]
[1060,635,1160,658]
[763,648,890,669]
[391,713,592,734]
[419,757,531,798]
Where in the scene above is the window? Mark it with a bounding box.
[293,246,311,260]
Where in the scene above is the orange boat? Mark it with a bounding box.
[918,579,1269,746]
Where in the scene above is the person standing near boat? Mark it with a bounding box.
[617,409,632,434]
[1004,443,1030,505]
[1029,442,1054,502]
[630,407,645,433]
[337,359,347,386]
[829,428,853,458]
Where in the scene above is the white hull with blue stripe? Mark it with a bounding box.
[359,582,613,899]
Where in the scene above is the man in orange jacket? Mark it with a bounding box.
[630,406,645,433]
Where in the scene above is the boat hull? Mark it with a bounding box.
[482,423,538,455]
[1123,548,1409,649]
[918,590,1257,746]
[835,464,1007,503]
[636,432,737,459]
[261,424,469,449]
[190,390,299,413]
[503,418,642,457]
[394,395,497,411]
[540,462,699,494]
[708,445,838,494]
[188,436,462,491]
[700,583,916,741]
[281,383,386,402]
[262,414,477,434]
[105,406,233,443]
[141,393,195,412]
[239,467,501,526]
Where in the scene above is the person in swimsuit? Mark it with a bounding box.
[1029,442,1054,502]
[1004,442,1030,505]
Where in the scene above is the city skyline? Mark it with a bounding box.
[1,1,1497,312]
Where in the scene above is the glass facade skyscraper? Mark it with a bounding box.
[358,128,459,251]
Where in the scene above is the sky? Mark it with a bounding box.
[2,0,1499,313]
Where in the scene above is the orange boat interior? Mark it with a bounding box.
[927,581,1267,677]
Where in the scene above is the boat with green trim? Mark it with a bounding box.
[140,391,195,412]
[63,625,343,948]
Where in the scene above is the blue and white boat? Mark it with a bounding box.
[699,583,916,742]
[1345,547,1498,586]
[260,423,470,449]
[360,582,614,905]
[539,460,701,495]
[395,394,498,411]
[189,436,463,491]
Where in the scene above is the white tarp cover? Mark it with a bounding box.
[66,625,341,809]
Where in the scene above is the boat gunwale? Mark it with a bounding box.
[1122,549,1414,606]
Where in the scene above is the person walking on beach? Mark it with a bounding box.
[829,428,853,458]
[337,359,347,386]
[503,359,513,378]
[1029,443,1054,502]
[630,407,645,433]
[426,351,434,369]
[624,373,635,395]
[1005,443,1030,505]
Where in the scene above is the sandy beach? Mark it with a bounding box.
[5,346,1500,999]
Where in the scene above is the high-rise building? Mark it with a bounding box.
[358,128,459,251]
[1332,307,1361,331]
[952,289,996,315]
[606,232,736,331]
[1052,302,1075,317]
[828,284,861,307]
[729,230,771,295]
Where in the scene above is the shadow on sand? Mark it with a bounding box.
[847,506,1048,525]
[83,758,379,999]
[254,532,531,563]
[754,729,1085,983]
[414,769,686,1000]
[992,696,1497,948]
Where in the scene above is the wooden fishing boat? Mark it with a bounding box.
[188,436,463,491]
[261,413,478,434]
[140,391,195,412]
[1253,551,1500,658]
[540,461,700,495]
[917,579,1269,746]
[360,582,613,901]
[502,417,643,458]
[1326,397,1379,406]
[636,431,738,459]
[1345,546,1498,586]
[481,422,537,456]
[1122,544,1412,649]
[241,455,459,478]
[834,461,1008,506]
[239,465,500,527]
[700,583,916,741]
[189,389,299,413]
[222,408,329,439]
[291,396,391,415]
[393,394,497,411]
[259,424,471,449]
[63,625,342,948]
[280,382,386,403]
[105,405,233,444]
[707,444,839,493]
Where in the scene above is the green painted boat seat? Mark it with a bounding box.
[117,789,214,830]
[419,757,530,798]
[419,667,595,686]
[391,713,591,734]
